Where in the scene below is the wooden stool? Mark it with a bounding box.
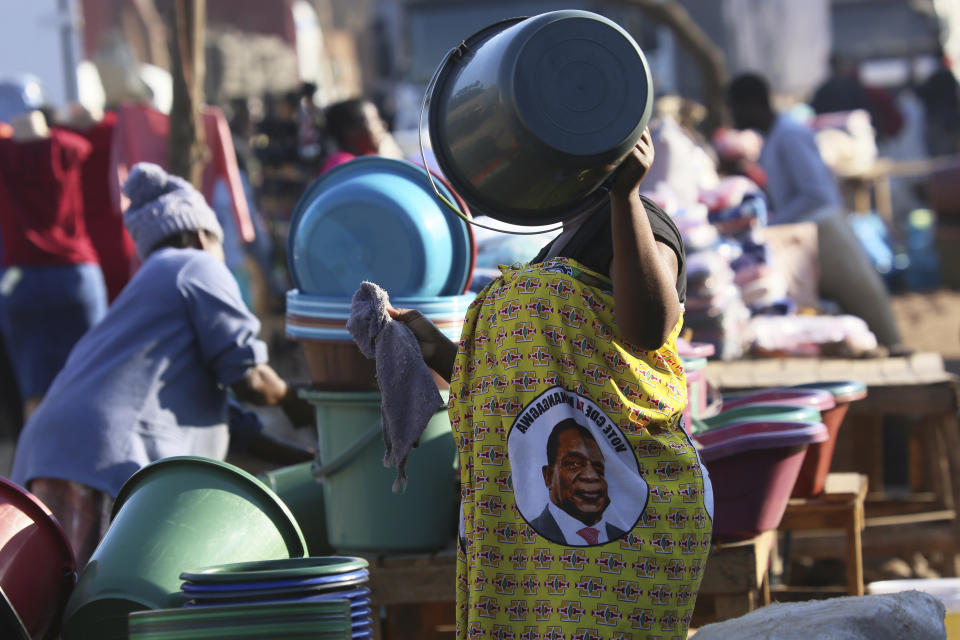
[365,549,457,640]
[778,472,869,596]
[692,529,775,627]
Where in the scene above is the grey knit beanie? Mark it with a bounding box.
[122,162,224,259]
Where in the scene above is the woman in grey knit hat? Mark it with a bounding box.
[11,162,313,567]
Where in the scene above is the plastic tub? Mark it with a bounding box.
[697,421,829,540]
[128,600,352,640]
[0,588,29,640]
[180,571,369,602]
[789,381,867,497]
[185,587,372,609]
[0,477,76,640]
[61,457,307,640]
[182,557,367,585]
[286,291,474,343]
[681,356,709,430]
[867,578,959,638]
[720,388,836,413]
[258,463,334,556]
[286,157,475,298]
[286,290,472,389]
[427,10,652,226]
[697,404,823,434]
[302,390,458,553]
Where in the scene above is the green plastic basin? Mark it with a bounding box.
[698,404,823,433]
[128,600,352,640]
[791,380,868,403]
[182,557,368,584]
[62,457,307,640]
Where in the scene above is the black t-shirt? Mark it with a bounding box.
[531,195,687,303]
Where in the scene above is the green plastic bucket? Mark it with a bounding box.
[301,390,458,553]
[258,462,333,556]
[128,600,352,640]
[62,457,307,640]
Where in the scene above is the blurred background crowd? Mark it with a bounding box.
[1,0,960,475]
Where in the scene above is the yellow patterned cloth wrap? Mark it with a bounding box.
[449,258,713,640]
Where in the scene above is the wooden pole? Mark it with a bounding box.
[168,0,207,187]
[622,0,729,133]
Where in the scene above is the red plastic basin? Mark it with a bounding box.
[789,381,868,498]
[697,421,829,540]
[0,477,77,640]
[721,388,836,413]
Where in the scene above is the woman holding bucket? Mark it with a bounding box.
[11,163,314,567]
[387,11,712,639]
[392,129,712,638]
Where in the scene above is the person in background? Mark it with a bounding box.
[319,97,391,174]
[296,82,325,169]
[916,48,960,157]
[0,109,108,420]
[11,163,313,567]
[811,54,875,117]
[811,54,903,143]
[726,73,905,351]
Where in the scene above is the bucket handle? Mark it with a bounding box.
[311,424,383,481]
[418,43,572,237]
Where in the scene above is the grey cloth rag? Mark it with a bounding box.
[347,281,445,492]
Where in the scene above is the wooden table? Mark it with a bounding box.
[692,530,775,627]
[778,472,869,596]
[363,549,457,640]
[705,352,960,573]
[363,533,780,636]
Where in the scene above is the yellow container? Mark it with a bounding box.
[867,578,959,638]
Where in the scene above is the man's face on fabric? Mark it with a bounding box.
[543,428,609,526]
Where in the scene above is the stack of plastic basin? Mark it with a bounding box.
[693,403,823,435]
[677,339,715,432]
[697,420,829,540]
[302,389,458,554]
[0,477,77,640]
[284,156,476,391]
[791,381,868,447]
[178,557,373,639]
[719,380,867,497]
[283,157,475,558]
[680,355,709,428]
[286,291,474,390]
[128,600,353,640]
[61,457,308,640]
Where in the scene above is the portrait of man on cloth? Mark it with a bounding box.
[508,386,648,546]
